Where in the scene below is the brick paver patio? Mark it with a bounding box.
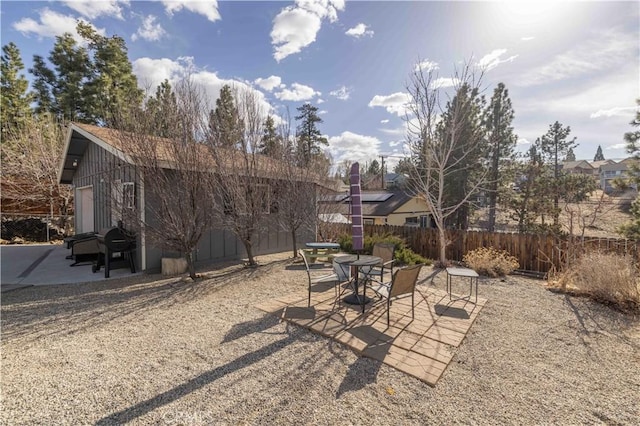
[255,277,487,386]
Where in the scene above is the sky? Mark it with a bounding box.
[1,0,638,170]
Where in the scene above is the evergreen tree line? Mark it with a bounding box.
[2,26,637,242]
[402,74,603,234]
[1,28,331,224]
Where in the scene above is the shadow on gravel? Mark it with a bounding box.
[336,356,382,398]
[0,260,281,343]
[563,294,639,349]
[222,313,282,343]
[95,334,298,426]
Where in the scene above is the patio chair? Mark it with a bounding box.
[369,264,423,325]
[69,235,100,266]
[364,242,396,281]
[299,249,342,307]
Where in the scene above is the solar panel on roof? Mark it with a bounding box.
[360,193,393,202]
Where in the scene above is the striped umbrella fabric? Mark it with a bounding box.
[350,162,363,251]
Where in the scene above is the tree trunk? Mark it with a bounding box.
[291,229,298,258]
[185,251,196,280]
[438,225,447,266]
[243,239,256,266]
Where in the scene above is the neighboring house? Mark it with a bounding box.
[320,189,433,228]
[599,160,638,193]
[58,122,313,272]
[590,159,615,174]
[561,160,594,175]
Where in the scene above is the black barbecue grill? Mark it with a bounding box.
[92,226,137,278]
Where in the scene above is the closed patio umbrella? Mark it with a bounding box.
[350,162,363,252]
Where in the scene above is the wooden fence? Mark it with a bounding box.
[327,224,640,274]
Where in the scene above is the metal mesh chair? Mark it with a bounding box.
[299,249,341,307]
[369,264,423,325]
[362,242,396,282]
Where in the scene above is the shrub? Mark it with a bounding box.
[463,247,519,277]
[556,251,640,311]
[336,233,431,266]
[395,247,431,266]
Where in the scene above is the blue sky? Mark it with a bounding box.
[1,0,638,169]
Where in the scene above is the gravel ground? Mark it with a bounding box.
[2,252,639,425]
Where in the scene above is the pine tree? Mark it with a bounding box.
[29,55,55,115]
[49,33,92,122]
[145,80,178,138]
[29,33,92,122]
[77,22,143,126]
[617,99,640,238]
[367,159,381,175]
[209,85,244,148]
[394,158,413,175]
[593,145,605,161]
[483,82,517,232]
[259,115,281,157]
[1,42,32,135]
[565,147,576,162]
[295,103,328,165]
[535,121,577,227]
[438,83,486,229]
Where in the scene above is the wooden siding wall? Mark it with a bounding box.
[73,142,137,231]
[330,224,639,274]
[145,217,313,271]
[74,140,315,272]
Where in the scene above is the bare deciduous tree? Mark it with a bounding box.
[1,113,73,230]
[405,62,488,265]
[205,86,278,267]
[270,114,319,257]
[111,77,216,279]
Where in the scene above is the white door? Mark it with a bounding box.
[77,186,95,233]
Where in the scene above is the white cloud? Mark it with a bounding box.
[161,0,220,22]
[132,15,166,42]
[12,9,105,44]
[368,92,411,117]
[380,119,389,124]
[519,28,637,86]
[271,0,345,62]
[254,75,283,92]
[62,0,128,20]
[379,127,405,137]
[132,56,275,121]
[522,69,638,116]
[317,98,325,104]
[318,110,328,115]
[274,82,320,101]
[414,60,439,72]
[132,57,191,91]
[345,23,373,38]
[327,131,381,164]
[329,85,351,100]
[430,77,459,89]
[517,138,531,145]
[478,49,518,71]
[606,143,627,150]
[521,36,535,41]
[590,106,637,119]
[389,140,401,147]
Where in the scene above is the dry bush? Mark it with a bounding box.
[556,251,640,311]
[463,247,519,277]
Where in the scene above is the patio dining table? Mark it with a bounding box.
[304,242,341,263]
[333,254,381,313]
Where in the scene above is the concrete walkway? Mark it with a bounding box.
[255,280,486,386]
[0,244,140,291]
